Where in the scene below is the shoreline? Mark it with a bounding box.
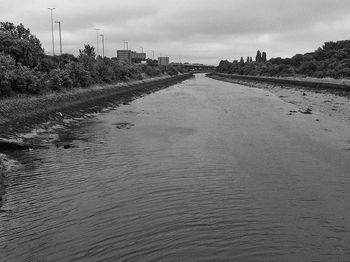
[206,73,350,125]
[0,73,193,205]
[0,73,193,138]
[208,73,350,94]
[0,156,5,205]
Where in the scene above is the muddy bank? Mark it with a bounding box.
[207,73,350,125]
[0,156,5,204]
[0,74,193,205]
[208,73,350,93]
[0,74,193,138]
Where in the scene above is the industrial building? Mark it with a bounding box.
[158,57,169,66]
[117,50,132,63]
[131,52,146,63]
[117,50,146,63]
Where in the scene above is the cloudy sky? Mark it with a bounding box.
[1,0,350,65]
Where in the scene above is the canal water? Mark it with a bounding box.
[1,74,349,261]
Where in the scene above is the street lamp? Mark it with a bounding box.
[48,7,55,56]
[100,34,105,57]
[94,28,100,57]
[55,21,62,55]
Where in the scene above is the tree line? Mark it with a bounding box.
[0,22,180,97]
[217,40,350,79]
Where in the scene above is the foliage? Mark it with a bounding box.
[0,22,44,67]
[0,22,175,97]
[48,69,73,90]
[0,53,16,96]
[216,40,350,79]
[65,62,91,88]
[79,44,96,59]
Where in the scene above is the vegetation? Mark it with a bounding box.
[0,22,180,97]
[217,40,350,79]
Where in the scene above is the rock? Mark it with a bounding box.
[299,107,312,114]
[63,144,71,149]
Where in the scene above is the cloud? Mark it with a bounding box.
[1,0,350,64]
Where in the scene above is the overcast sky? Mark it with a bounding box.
[1,0,350,65]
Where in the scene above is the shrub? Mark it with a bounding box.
[96,58,114,83]
[48,69,73,90]
[11,65,41,94]
[65,62,91,87]
[144,66,159,77]
[0,53,16,96]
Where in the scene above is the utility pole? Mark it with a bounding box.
[94,28,100,57]
[100,34,105,57]
[48,8,55,56]
[55,21,62,55]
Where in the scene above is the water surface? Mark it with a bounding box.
[1,74,349,261]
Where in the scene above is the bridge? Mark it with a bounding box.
[170,63,216,73]
[183,64,216,72]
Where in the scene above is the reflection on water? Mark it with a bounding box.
[1,74,349,261]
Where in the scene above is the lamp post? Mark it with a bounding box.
[48,7,55,56]
[55,21,62,55]
[100,34,105,57]
[94,28,100,57]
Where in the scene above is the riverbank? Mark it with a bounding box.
[207,73,350,125]
[0,156,5,205]
[0,73,193,138]
[208,73,350,93]
[0,73,193,205]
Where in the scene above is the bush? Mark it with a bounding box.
[11,65,41,94]
[144,66,159,77]
[65,62,91,87]
[96,58,114,83]
[167,67,178,76]
[0,53,16,96]
[48,69,73,90]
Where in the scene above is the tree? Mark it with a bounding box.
[0,22,44,67]
[79,44,96,59]
[216,60,231,72]
[262,51,267,62]
[255,50,262,62]
[246,56,250,63]
[239,57,245,65]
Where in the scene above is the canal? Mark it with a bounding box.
[1,74,349,261]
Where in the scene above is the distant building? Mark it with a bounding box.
[158,57,169,66]
[117,50,146,63]
[131,52,146,63]
[117,50,132,63]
